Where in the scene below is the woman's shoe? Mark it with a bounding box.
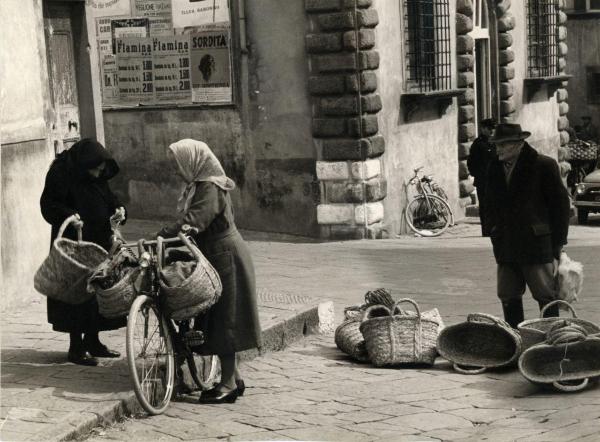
[198,388,238,404]
[86,343,121,358]
[68,350,98,366]
[236,379,245,396]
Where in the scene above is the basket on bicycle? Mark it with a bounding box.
[437,313,522,374]
[34,215,108,305]
[359,298,439,367]
[567,141,598,161]
[159,235,222,320]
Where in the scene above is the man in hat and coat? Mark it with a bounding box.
[484,124,571,328]
[467,118,497,235]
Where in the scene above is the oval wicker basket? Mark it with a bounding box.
[437,313,522,374]
[34,215,108,305]
[518,300,600,350]
[94,267,142,319]
[335,319,370,362]
[160,234,222,317]
[359,298,439,367]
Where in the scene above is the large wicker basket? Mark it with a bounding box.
[518,300,600,350]
[335,319,370,362]
[160,234,222,319]
[567,141,598,161]
[94,266,142,319]
[34,215,108,305]
[359,298,439,367]
[437,313,522,374]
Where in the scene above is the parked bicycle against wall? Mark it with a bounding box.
[404,167,454,237]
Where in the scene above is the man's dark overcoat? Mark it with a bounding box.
[468,134,496,233]
[40,139,126,333]
[484,142,570,264]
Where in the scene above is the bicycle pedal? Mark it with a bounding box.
[184,330,205,347]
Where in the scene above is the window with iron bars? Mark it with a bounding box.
[403,0,452,93]
[527,0,560,78]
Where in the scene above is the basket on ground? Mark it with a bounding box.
[437,313,522,374]
[518,300,600,350]
[335,319,369,362]
[34,215,108,305]
[359,298,439,367]
[159,235,222,320]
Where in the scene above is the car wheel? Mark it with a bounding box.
[577,209,589,225]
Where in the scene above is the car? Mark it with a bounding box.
[574,167,600,224]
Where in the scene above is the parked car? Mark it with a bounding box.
[574,168,600,224]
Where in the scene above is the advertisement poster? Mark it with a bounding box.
[190,30,231,103]
[96,16,128,56]
[111,18,150,52]
[133,0,173,36]
[101,55,120,104]
[115,37,154,103]
[171,0,230,29]
[87,0,131,18]
[152,36,192,102]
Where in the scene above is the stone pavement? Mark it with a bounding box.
[83,334,600,442]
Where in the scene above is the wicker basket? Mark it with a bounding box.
[335,319,370,362]
[94,267,142,319]
[359,298,439,367]
[567,141,598,161]
[160,234,222,317]
[518,300,600,350]
[437,313,522,374]
[34,215,108,305]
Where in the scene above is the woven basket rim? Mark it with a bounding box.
[54,237,108,271]
[95,267,141,297]
[159,242,221,293]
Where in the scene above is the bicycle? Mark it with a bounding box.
[119,227,219,415]
[404,166,453,237]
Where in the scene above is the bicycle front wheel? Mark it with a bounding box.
[126,295,175,415]
[404,194,452,237]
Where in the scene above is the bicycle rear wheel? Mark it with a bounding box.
[126,295,175,415]
[404,194,452,237]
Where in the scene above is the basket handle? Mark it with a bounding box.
[453,363,487,375]
[392,298,422,319]
[177,232,204,262]
[57,214,83,242]
[540,300,577,319]
[552,378,589,393]
[468,313,511,330]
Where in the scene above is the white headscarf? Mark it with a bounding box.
[168,139,236,212]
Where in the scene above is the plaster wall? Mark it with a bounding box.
[566,15,600,129]
[374,0,459,236]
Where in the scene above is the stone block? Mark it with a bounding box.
[459,179,475,197]
[313,118,347,137]
[359,51,380,70]
[500,82,514,99]
[556,88,568,102]
[496,0,511,15]
[317,204,354,224]
[458,71,475,88]
[325,182,364,203]
[348,115,379,137]
[365,177,387,201]
[498,32,512,49]
[322,135,384,160]
[558,58,567,72]
[456,13,473,34]
[499,49,515,65]
[306,0,341,12]
[459,105,475,124]
[316,161,350,180]
[343,29,376,50]
[328,225,366,240]
[346,71,377,93]
[558,145,569,161]
[361,94,382,113]
[498,13,515,32]
[318,12,355,31]
[306,33,343,53]
[558,10,567,24]
[457,35,474,54]
[317,53,357,72]
[459,123,476,142]
[558,26,567,41]
[320,96,359,116]
[459,87,474,105]
[557,116,569,131]
[559,102,569,116]
[500,99,516,115]
[457,0,473,16]
[559,42,568,56]
[501,114,515,123]
[457,54,474,71]
[458,160,470,180]
[351,158,381,180]
[357,9,379,27]
[308,75,346,95]
[500,67,515,81]
[559,130,570,145]
[458,142,471,160]
[355,201,384,225]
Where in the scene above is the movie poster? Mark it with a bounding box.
[101,55,120,104]
[152,36,192,102]
[190,30,232,103]
[133,0,173,36]
[115,37,154,103]
[111,18,150,52]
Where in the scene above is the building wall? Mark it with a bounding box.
[104,0,319,237]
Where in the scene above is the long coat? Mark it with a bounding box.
[484,142,570,264]
[158,181,261,355]
[40,139,126,333]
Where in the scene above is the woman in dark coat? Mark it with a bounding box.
[158,139,261,404]
[40,138,126,366]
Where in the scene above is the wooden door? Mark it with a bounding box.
[44,2,81,154]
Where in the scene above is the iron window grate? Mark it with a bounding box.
[404,0,452,93]
[527,0,560,78]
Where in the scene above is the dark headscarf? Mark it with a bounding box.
[61,138,119,180]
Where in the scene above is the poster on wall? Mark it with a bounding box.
[152,36,192,102]
[133,0,173,36]
[171,0,230,29]
[101,55,120,104]
[190,30,232,103]
[87,0,131,17]
[96,16,128,56]
[111,18,150,52]
[115,37,154,103]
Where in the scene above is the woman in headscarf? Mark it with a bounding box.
[158,139,261,404]
[40,138,126,366]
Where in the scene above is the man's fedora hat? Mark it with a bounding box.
[490,123,531,143]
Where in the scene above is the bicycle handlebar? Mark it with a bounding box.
[414,166,424,174]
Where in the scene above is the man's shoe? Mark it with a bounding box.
[87,343,121,358]
[198,388,238,404]
[236,379,245,396]
[68,350,98,366]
